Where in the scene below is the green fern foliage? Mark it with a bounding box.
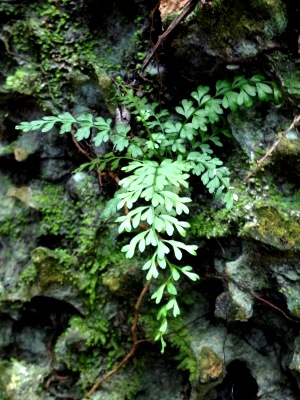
[16,74,280,351]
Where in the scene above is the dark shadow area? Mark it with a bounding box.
[215,359,258,400]
[11,296,81,363]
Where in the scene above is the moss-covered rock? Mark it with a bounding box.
[0,360,50,400]
[241,205,300,251]
[30,247,69,289]
[165,0,287,79]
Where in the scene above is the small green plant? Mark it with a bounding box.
[16,74,280,351]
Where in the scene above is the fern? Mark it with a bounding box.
[16,74,280,351]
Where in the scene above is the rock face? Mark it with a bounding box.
[0,0,300,399]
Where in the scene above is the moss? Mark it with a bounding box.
[0,196,31,240]
[33,183,79,240]
[276,132,300,158]
[192,0,287,51]
[4,67,39,95]
[242,205,300,251]
[0,0,147,110]
[31,181,131,306]
[0,1,94,109]
[30,246,70,288]
[168,321,198,381]
[0,360,49,399]
[190,208,232,238]
[19,263,38,287]
[0,361,11,400]
[55,314,127,392]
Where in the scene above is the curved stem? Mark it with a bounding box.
[84,280,152,398]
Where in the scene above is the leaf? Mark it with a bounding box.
[232,76,248,88]
[101,197,119,220]
[142,259,152,271]
[242,83,256,97]
[94,116,112,129]
[41,122,56,132]
[155,174,168,191]
[215,79,231,95]
[42,116,59,121]
[209,136,223,147]
[166,241,198,258]
[58,112,76,121]
[170,264,180,281]
[114,136,129,152]
[180,123,197,140]
[159,336,167,354]
[159,318,168,334]
[223,190,235,209]
[201,170,209,185]
[117,216,132,233]
[131,210,142,228]
[141,207,154,225]
[222,91,238,111]
[167,281,177,295]
[166,297,180,317]
[256,86,270,102]
[72,161,92,173]
[181,266,200,281]
[120,243,134,258]
[172,298,180,317]
[76,113,93,123]
[128,142,144,158]
[157,257,167,269]
[167,241,182,260]
[175,99,195,119]
[75,126,91,140]
[60,122,73,134]
[154,216,166,233]
[250,74,265,83]
[15,120,45,132]
[151,283,166,304]
[256,82,272,102]
[192,109,209,131]
[191,86,210,104]
[237,89,251,106]
[145,229,158,246]
[207,175,220,193]
[152,193,164,207]
[157,240,170,259]
[146,262,159,280]
[93,131,110,146]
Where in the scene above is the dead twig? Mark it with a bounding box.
[140,0,199,72]
[84,279,152,398]
[71,132,104,186]
[243,115,300,184]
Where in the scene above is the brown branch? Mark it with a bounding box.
[84,279,152,398]
[243,115,300,184]
[71,132,104,186]
[71,132,93,161]
[140,0,199,72]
